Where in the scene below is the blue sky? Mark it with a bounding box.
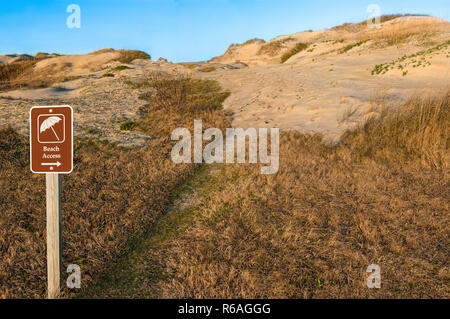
[1,0,449,62]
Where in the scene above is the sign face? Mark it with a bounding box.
[30,105,73,174]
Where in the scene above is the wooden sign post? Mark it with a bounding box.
[30,105,73,299]
[46,174,62,299]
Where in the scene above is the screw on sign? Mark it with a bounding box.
[30,105,73,299]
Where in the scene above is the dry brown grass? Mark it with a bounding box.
[150,91,449,298]
[341,90,449,169]
[0,60,34,90]
[0,59,48,91]
[1,72,448,298]
[0,74,230,298]
[0,128,196,298]
[329,14,449,49]
[0,57,71,91]
[137,73,230,138]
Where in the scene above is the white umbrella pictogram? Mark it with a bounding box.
[40,116,62,141]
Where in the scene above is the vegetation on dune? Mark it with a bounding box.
[137,74,227,113]
[198,66,216,73]
[0,49,150,91]
[360,14,430,26]
[258,37,295,56]
[371,40,450,75]
[242,38,266,45]
[331,14,445,48]
[119,120,137,131]
[110,65,130,72]
[182,64,198,70]
[90,49,151,63]
[90,48,116,55]
[280,42,308,63]
[339,40,368,54]
[0,60,34,90]
[117,50,151,64]
[101,73,115,78]
[332,14,430,32]
[229,38,266,48]
[77,88,449,299]
[341,91,449,169]
[137,73,230,138]
[0,58,54,91]
[63,75,83,82]
[0,54,75,91]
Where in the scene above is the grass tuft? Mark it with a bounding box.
[280,43,308,63]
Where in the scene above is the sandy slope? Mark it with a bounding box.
[201,16,450,141]
[202,42,449,141]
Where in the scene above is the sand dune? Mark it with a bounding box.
[201,16,450,141]
[1,16,449,144]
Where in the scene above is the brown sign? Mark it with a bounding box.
[30,106,73,174]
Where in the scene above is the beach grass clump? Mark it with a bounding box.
[280,42,308,63]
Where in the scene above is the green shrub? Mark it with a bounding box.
[120,121,137,131]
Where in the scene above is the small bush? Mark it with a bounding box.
[120,121,137,131]
[101,73,115,78]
